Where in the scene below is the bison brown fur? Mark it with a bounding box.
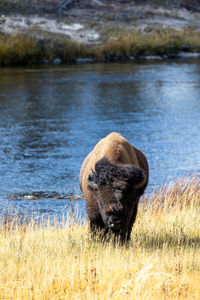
[79,132,149,242]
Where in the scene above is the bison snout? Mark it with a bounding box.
[107,215,123,231]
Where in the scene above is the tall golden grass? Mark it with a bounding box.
[0,34,43,66]
[100,29,200,59]
[0,175,200,299]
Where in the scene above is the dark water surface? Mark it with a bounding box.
[0,61,200,218]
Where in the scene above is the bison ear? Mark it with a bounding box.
[86,173,98,190]
[132,167,147,189]
[124,166,146,190]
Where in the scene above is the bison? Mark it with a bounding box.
[79,132,149,242]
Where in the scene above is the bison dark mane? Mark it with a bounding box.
[92,157,146,189]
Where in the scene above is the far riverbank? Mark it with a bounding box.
[0,1,200,66]
[0,29,200,66]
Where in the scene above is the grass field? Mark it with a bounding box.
[0,175,200,299]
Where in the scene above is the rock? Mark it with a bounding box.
[162,55,168,59]
[177,52,200,59]
[53,57,62,64]
[76,57,96,63]
[138,55,162,60]
[43,59,50,64]
[61,23,84,30]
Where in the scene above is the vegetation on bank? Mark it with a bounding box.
[0,28,200,66]
[0,175,200,299]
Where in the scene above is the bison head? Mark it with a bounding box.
[86,157,146,233]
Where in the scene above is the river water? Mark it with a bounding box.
[0,60,200,218]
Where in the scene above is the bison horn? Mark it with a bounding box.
[86,174,98,190]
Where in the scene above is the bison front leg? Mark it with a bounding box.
[114,203,139,244]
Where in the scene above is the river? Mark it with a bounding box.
[0,60,200,218]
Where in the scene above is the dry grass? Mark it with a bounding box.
[0,175,200,299]
[100,29,200,59]
[0,33,63,66]
[0,34,44,66]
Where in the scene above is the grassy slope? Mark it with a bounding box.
[0,175,200,299]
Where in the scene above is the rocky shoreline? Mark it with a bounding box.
[55,52,200,65]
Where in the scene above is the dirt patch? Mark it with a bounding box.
[0,15,100,44]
